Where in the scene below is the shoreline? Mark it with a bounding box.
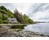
[0,25,49,37]
[0,28,48,37]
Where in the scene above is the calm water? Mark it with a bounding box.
[23,23,49,35]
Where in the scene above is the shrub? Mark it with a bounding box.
[2,20,8,24]
[0,19,2,24]
[11,25,26,29]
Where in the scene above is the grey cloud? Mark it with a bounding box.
[28,3,47,13]
[39,17,49,20]
[27,3,49,20]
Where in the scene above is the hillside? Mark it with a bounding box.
[0,6,15,24]
[0,6,34,24]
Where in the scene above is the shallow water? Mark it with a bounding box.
[23,23,49,35]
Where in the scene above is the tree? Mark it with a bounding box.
[23,14,33,24]
[14,9,24,23]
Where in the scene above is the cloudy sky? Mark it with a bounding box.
[0,3,49,22]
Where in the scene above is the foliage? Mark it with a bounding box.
[0,6,15,24]
[0,12,2,19]
[22,14,34,24]
[14,9,24,23]
[0,19,2,24]
[14,9,34,24]
[2,20,8,24]
[0,6,34,24]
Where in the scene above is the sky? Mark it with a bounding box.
[0,3,49,22]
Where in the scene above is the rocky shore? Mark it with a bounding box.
[0,25,48,37]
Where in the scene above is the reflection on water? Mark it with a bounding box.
[23,23,49,35]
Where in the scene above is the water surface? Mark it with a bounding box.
[23,23,49,35]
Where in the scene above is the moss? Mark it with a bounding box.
[0,19,2,24]
[0,12,2,19]
[2,20,8,24]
